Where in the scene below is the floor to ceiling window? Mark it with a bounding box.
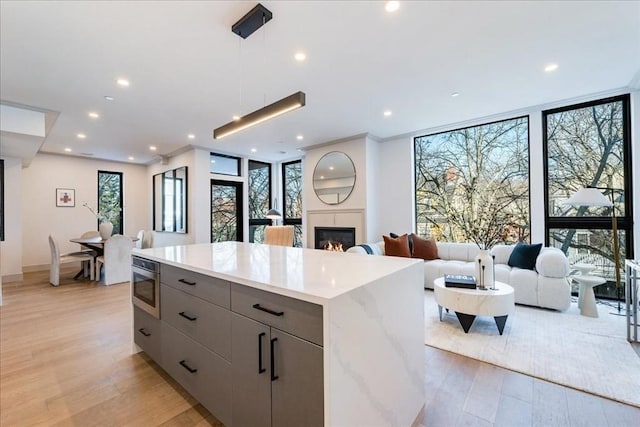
[414,116,530,248]
[248,160,271,243]
[97,170,123,234]
[543,94,633,300]
[282,160,303,247]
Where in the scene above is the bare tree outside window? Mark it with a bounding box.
[544,95,633,300]
[283,160,303,247]
[414,117,530,248]
[248,161,271,243]
[211,180,243,242]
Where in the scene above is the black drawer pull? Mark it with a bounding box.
[252,303,284,317]
[178,278,196,286]
[138,328,151,337]
[178,311,197,321]
[179,360,198,373]
[270,337,278,381]
[258,332,266,374]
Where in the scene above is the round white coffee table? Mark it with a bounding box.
[433,277,515,335]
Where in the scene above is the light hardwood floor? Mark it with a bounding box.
[1,268,639,426]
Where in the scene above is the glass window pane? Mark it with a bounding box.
[283,160,303,247]
[210,153,241,176]
[211,181,242,242]
[98,171,123,234]
[414,116,530,248]
[546,100,626,217]
[549,228,626,299]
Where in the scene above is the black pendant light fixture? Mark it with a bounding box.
[213,3,306,140]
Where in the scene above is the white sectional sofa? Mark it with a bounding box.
[347,241,571,311]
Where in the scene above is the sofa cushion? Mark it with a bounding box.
[536,248,570,278]
[491,244,515,265]
[436,242,481,261]
[383,234,411,258]
[411,234,438,260]
[390,232,413,253]
[508,242,542,270]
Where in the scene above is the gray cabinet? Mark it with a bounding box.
[133,306,162,363]
[231,300,324,427]
[162,323,232,426]
[133,258,324,427]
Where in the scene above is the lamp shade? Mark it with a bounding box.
[564,187,612,207]
[266,209,282,220]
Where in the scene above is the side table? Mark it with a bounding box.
[572,275,605,318]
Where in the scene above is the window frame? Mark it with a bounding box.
[97,170,123,234]
[248,160,272,243]
[282,160,303,246]
[542,94,634,258]
[210,152,241,176]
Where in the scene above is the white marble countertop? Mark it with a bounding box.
[133,242,422,304]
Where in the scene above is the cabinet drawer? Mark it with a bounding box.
[162,323,232,427]
[161,284,231,361]
[133,306,162,364]
[161,264,230,308]
[231,284,323,346]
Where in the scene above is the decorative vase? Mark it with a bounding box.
[99,221,113,240]
[475,249,495,289]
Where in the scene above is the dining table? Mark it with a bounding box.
[69,236,139,279]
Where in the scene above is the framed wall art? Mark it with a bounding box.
[56,188,75,207]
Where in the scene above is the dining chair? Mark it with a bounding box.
[48,235,95,286]
[79,230,101,255]
[264,225,295,247]
[95,235,133,285]
[142,230,154,249]
[135,230,144,249]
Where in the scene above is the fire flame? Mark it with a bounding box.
[324,241,344,252]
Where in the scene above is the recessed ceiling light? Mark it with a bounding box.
[149,145,157,151]
[232,115,240,121]
[188,133,195,139]
[296,148,304,152]
[294,52,306,62]
[128,156,134,161]
[385,1,400,12]
[329,166,335,170]
[451,92,460,97]
[296,134,304,140]
[544,63,559,72]
[117,78,130,87]
[383,110,392,117]
[211,159,216,163]
[77,133,86,139]
[88,112,100,118]
[320,175,325,179]
[104,96,114,101]
[64,148,72,152]
[251,148,257,153]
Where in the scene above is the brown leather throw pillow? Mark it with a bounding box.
[411,233,439,260]
[383,234,411,258]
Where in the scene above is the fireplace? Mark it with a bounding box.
[314,227,356,251]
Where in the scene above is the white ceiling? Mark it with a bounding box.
[1,1,639,165]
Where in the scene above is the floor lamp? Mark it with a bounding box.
[565,186,623,315]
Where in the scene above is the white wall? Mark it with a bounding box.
[21,153,148,269]
[0,156,23,281]
[375,136,414,240]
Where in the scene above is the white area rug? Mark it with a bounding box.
[424,290,640,408]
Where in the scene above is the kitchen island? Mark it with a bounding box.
[132,242,425,427]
